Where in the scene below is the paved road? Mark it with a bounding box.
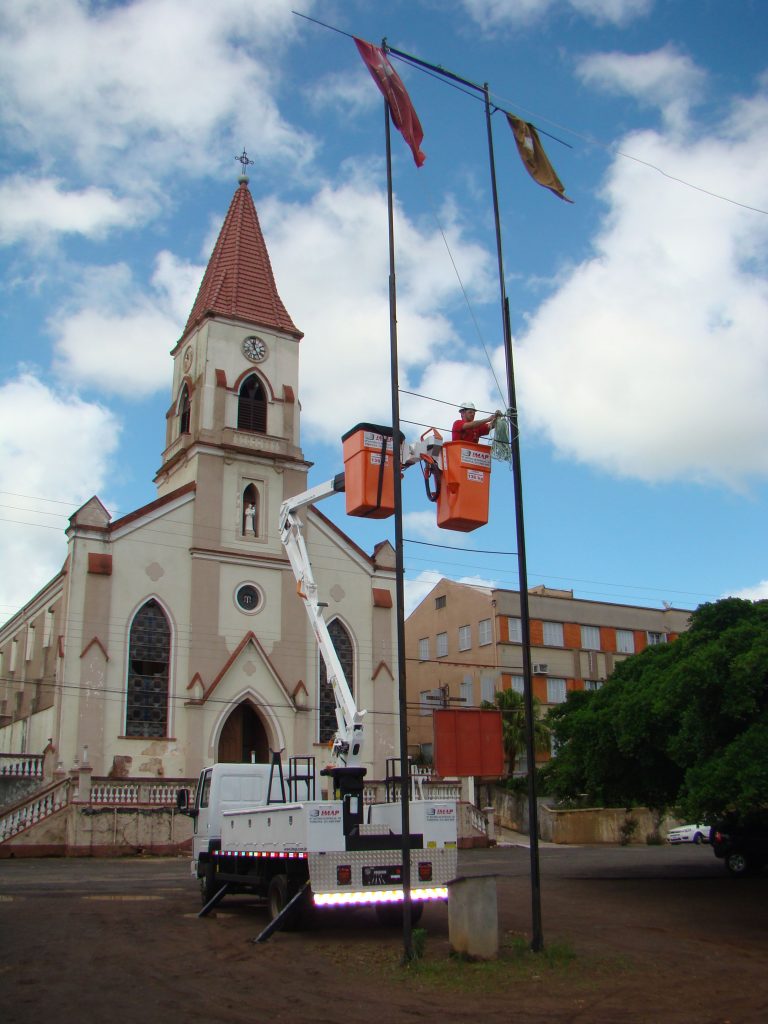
[0,840,721,892]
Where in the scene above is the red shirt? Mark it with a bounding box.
[452,418,491,443]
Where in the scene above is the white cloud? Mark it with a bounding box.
[0,374,120,619]
[459,0,652,29]
[576,46,707,127]
[50,254,203,398]
[404,570,443,616]
[725,580,768,602]
[0,0,314,191]
[0,177,149,246]
[260,175,495,443]
[517,80,768,487]
[303,68,378,116]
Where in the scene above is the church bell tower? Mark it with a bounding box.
[155,160,310,552]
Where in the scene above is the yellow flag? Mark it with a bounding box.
[507,114,573,203]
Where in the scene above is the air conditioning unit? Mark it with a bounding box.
[532,663,548,674]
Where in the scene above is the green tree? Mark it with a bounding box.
[481,688,550,776]
[544,599,768,823]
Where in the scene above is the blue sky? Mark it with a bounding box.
[1,0,767,622]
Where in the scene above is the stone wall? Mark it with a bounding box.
[2,801,193,857]
[490,787,670,844]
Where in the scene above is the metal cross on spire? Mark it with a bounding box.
[236,148,254,180]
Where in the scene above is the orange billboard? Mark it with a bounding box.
[433,708,504,778]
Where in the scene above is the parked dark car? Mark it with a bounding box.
[710,814,768,876]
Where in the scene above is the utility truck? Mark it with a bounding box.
[178,426,461,930]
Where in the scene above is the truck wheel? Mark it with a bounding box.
[268,874,305,931]
[375,901,423,927]
[726,851,752,876]
[200,860,224,905]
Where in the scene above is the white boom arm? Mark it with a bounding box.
[278,430,444,771]
[279,476,365,768]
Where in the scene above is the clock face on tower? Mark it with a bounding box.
[242,335,267,362]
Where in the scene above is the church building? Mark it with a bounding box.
[0,170,400,790]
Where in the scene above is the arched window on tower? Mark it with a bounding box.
[125,599,171,738]
[178,384,191,435]
[238,375,267,433]
[318,619,354,745]
[242,483,258,537]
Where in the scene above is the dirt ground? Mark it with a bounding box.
[1,845,767,1024]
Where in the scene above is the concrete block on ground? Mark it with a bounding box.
[448,874,499,960]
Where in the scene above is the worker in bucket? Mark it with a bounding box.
[452,401,501,442]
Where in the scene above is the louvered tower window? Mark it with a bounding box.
[125,599,170,738]
[178,385,191,434]
[318,619,354,745]
[238,375,267,433]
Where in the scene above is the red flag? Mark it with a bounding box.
[354,38,425,167]
[506,113,573,203]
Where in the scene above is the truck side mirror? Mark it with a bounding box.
[176,787,192,813]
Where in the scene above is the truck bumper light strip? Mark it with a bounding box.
[214,850,308,859]
[313,887,448,907]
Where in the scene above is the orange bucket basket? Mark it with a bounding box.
[436,440,491,531]
[341,423,401,519]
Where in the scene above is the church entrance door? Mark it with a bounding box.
[217,701,270,763]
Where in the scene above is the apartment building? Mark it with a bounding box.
[405,578,692,768]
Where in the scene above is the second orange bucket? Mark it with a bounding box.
[436,440,491,531]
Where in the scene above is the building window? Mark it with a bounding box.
[237,374,267,433]
[543,621,564,647]
[178,384,191,434]
[435,595,446,610]
[458,625,471,651]
[43,610,54,648]
[507,617,522,642]
[460,676,474,707]
[478,618,492,646]
[436,632,448,658]
[126,599,171,738]
[480,675,496,704]
[319,619,354,744]
[511,675,525,695]
[585,680,603,691]
[581,625,600,650]
[418,637,430,661]
[25,626,35,662]
[616,629,635,654]
[647,631,667,646]
[234,583,261,613]
[547,677,567,703]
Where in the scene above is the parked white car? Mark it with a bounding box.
[667,823,710,845]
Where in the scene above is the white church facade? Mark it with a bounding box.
[0,173,400,798]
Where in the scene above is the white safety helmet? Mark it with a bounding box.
[459,401,476,412]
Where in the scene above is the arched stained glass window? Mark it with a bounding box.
[125,599,170,738]
[237,375,267,433]
[318,619,354,745]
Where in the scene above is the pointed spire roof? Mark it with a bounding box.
[183,178,303,340]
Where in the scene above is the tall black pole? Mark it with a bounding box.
[382,90,414,964]
[483,84,544,952]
